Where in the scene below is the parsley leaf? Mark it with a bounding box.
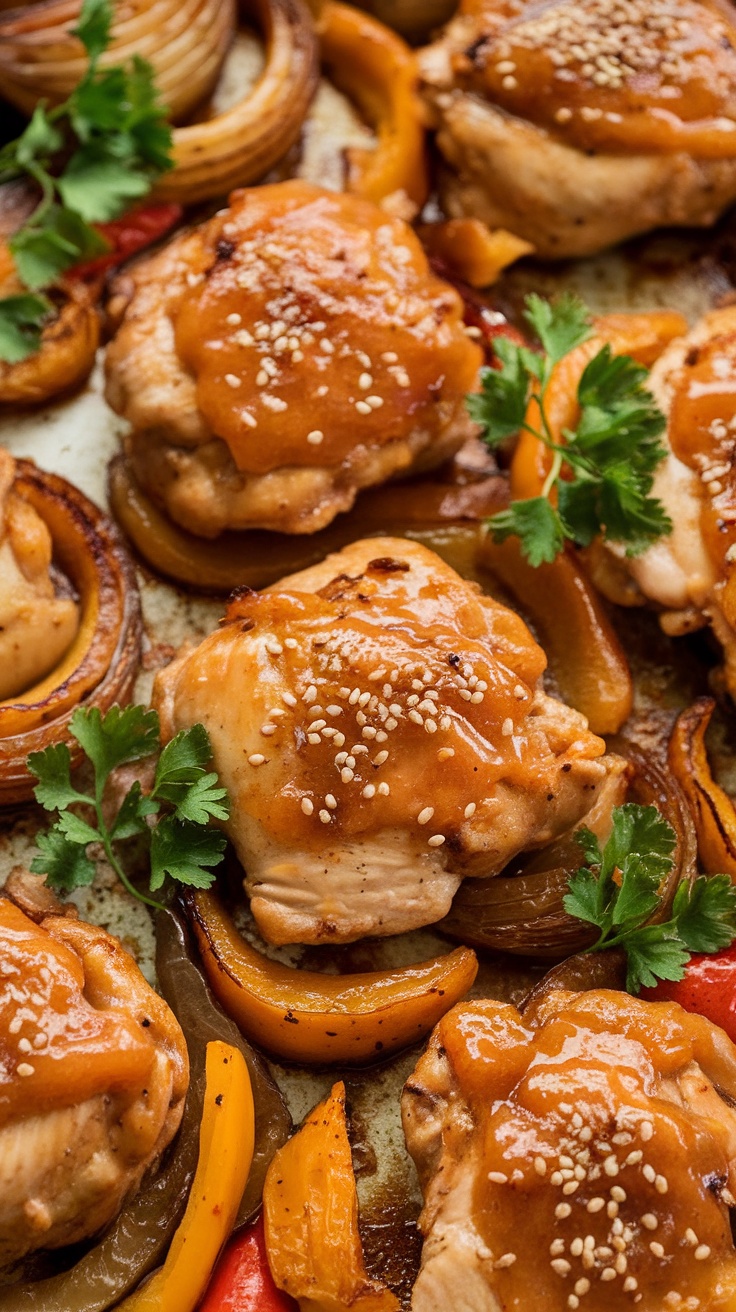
[0,0,172,363]
[29,704,230,909]
[563,804,736,993]
[469,293,671,565]
[0,293,53,364]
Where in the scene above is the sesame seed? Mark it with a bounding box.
[488,1171,508,1184]
[17,1038,32,1054]
[640,1121,654,1142]
[641,1214,658,1230]
[642,1165,656,1183]
[377,782,390,796]
[256,370,269,387]
[284,638,298,649]
[586,1198,605,1213]
[355,401,372,415]
[226,313,241,325]
[551,1259,571,1276]
[495,1253,517,1269]
[417,807,434,825]
[266,640,283,655]
[362,784,376,799]
[307,430,324,445]
[555,1203,572,1219]
[366,395,384,409]
[261,724,276,736]
[283,692,297,707]
[382,351,398,363]
[301,798,314,815]
[248,754,265,766]
[358,372,373,389]
[550,1239,566,1256]
[600,1269,616,1282]
[502,717,514,735]
[464,802,477,819]
[17,1063,34,1077]
[325,794,337,809]
[562,1182,579,1195]
[624,1278,638,1293]
[319,810,331,824]
[610,1186,626,1202]
[341,768,354,784]
[428,834,446,847]
[568,1299,579,1311]
[438,747,455,760]
[625,1150,643,1165]
[574,1279,590,1297]
[654,1175,668,1195]
[695,1245,711,1261]
[650,1242,665,1258]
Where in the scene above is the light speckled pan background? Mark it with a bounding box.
[3,27,736,1304]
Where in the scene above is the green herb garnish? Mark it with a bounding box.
[28,704,229,909]
[467,293,672,566]
[0,0,172,362]
[564,803,736,993]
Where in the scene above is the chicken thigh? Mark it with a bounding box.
[419,0,736,258]
[403,988,736,1312]
[105,181,482,539]
[154,537,620,945]
[0,900,188,1266]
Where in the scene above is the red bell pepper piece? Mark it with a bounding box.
[198,1216,296,1311]
[69,203,183,281]
[642,943,736,1045]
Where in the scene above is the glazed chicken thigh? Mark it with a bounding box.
[154,537,621,945]
[0,452,78,702]
[419,0,736,258]
[105,181,482,539]
[403,988,736,1312]
[599,307,736,695]
[0,900,188,1266]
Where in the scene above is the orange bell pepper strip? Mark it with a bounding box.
[264,1082,400,1312]
[418,218,533,288]
[319,2,428,212]
[668,698,736,877]
[187,889,477,1066]
[118,1040,254,1312]
[510,309,688,502]
[478,534,632,735]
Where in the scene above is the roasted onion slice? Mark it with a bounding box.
[669,697,736,877]
[441,739,697,960]
[155,0,319,205]
[108,451,508,592]
[0,460,141,806]
[0,0,235,123]
[0,282,100,408]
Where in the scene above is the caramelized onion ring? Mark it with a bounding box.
[0,0,235,124]
[0,283,99,407]
[669,697,736,877]
[108,452,508,592]
[318,1,428,213]
[154,0,319,205]
[441,740,697,960]
[0,460,141,806]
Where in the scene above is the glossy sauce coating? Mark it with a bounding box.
[453,0,736,156]
[438,989,736,1310]
[174,182,481,474]
[0,901,162,1127]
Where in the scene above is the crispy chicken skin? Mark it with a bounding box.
[0,900,189,1266]
[104,181,482,539]
[418,0,736,259]
[154,537,619,945]
[598,307,736,694]
[402,988,736,1312]
[0,451,78,702]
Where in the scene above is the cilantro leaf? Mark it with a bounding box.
[153,724,230,823]
[563,803,736,994]
[110,781,158,841]
[57,811,102,845]
[149,816,225,891]
[72,0,113,66]
[0,293,52,364]
[10,205,108,289]
[524,291,592,365]
[488,497,565,566]
[58,144,151,222]
[467,293,671,566]
[70,704,161,781]
[28,741,92,812]
[14,106,63,170]
[31,827,97,891]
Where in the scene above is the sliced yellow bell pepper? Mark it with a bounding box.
[188,889,477,1065]
[264,1081,400,1312]
[118,1040,254,1312]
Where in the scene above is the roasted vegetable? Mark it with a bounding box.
[642,943,736,1043]
[477,534,632,734]
[108,451,507,592]
[419,218,533,289]
[264,1082,400,1312]
[117,1040,253,1312]
[155,0,319,205]
[156,907,291,1225]
[0,460,141,805]
[187,888,478,1065]
[668,698,736,877]
[0,281,100,406]
[199,1217,296,1312]
[319,2,427,214]
[442,740,697,959]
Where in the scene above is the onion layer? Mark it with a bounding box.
[155,0,319,205]
[0,460,141,806]
[669,697,736,877]
[0,282,99,408]
[441,737,697,960]
[0,0,235,123]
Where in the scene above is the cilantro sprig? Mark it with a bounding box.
[0,0,172,362]
[467,294,672,566]
[563,803,736,993]
[28,704,229,910]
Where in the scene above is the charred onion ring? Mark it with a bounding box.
[441,740,697,960]
[154,0,319,205]
[108,451,508,592]
[669,697,736,877]
[0,460,141,806]
[318,1,428,213]
[0,0,235,124]
[0,282,99,408]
